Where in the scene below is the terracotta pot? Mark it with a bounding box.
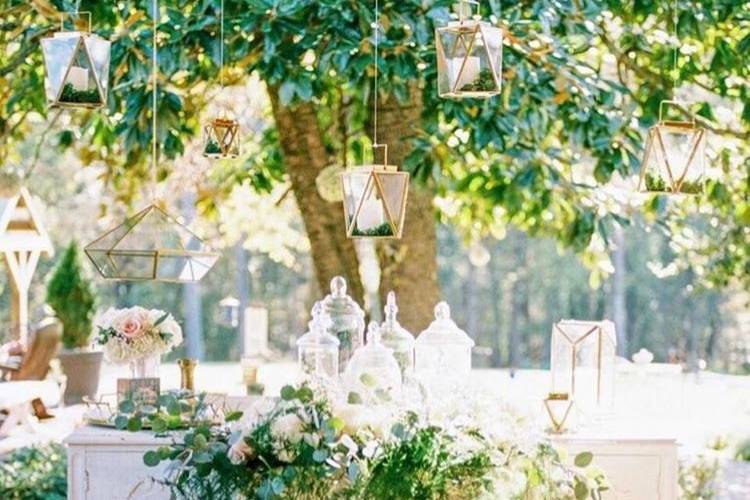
[58,349,103,405]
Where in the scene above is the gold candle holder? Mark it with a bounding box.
[177,358,198,392]
[544,392,574,434]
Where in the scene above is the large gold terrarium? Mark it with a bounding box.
[639,100,706,195]
[341,145,409,239]
[40,13,110,109]
[550,320,616,415]
[203,117,240,159]
[84,204,219,282]
[435,1,502,99]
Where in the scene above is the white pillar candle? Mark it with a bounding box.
[67,66,89,91]
[448,56,480,90]
[356,195,384,230]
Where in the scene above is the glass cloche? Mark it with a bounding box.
[343,322,402,405]
[415,302,474,397]
[321,276,365,373]
[297,302,340,384]
[379,291,415,378]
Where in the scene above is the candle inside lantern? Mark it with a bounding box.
[448,56,480,90]
[356,194,384,230]
[67,66,89,91]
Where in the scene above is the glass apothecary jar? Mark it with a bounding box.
[343,322,402,405]
[550,319,617,415]
[321,276,365,373]
[297,302,339,384]
[415,302,474,397]
[379,291,414,378]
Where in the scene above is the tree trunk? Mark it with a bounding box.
[268,87,364,304]
[374,90,440,333]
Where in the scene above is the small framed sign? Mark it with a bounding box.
[117,378,160,406]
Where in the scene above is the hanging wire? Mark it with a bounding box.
[672,0,678,94]
[151,0,158,197]
[372,0,379,149]
[220,0,224,90]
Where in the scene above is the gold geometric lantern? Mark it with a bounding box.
[543,393,574,434]
[435,0,502,99]
[84,204,219,283]
[341,145,409,239]
[550,320,617,415]
[639,100,706,195]
[40,12,110,109]
[203,117,240,159]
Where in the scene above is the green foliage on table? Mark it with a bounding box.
[46,241,96,349]
[0,444,67,500]
[141,383,607,500]
[644,173,703,195]
[59,83,101,104]
[736,439,750,462]
[116,390,214,433]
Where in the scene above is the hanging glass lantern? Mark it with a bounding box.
[321,276,365,373]
[84,204,220,282]
[217,296,240,327]
[40,12,110,109]
[297,302,340,385]
[379,291,415,378]
[202,116,240,159]
[341,145,409,239]
[435,0,502,99]
[343,322,402,405]
[550,319,617,415]
[415,302,474,398]
[639,100,706,195]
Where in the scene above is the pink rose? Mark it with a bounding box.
[114,308,150,339]
[121,318,145,339]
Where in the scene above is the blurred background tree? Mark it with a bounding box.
[0,0,747,371]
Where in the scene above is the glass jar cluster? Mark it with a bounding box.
[296,277,475,402]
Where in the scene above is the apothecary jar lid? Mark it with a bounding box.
[380,292,414,346]
[297,302,340,349]
[416,302,474,347]
[321,276,365,319]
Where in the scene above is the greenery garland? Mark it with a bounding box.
[142,384,607,499]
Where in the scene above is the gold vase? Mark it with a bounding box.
[177,358,198,392]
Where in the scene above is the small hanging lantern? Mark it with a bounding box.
[218,295,240,327]
[639,101,706,195]
[341,145,409,239]
[40,12,110,109]
[435,0,502,99]
[203,116,240,159]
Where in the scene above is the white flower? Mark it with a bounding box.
[333,403,391,438]
[270,413,304,444]
[227,438,254,465]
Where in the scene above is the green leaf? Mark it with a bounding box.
[574,451,593,467]
[127,417,143,432]
[225,410,243,422]
[167,400,182,416]
[312,449,328,463]
[114,415,129,430]
[193,433,208,450]
[271,477,286,494]
[151,417,167,433]
[118,400,135,413]
[359,373,377,387]
[279,81,296,105]
[193,451,212,464]
[347,392,363,404]
[143,450,160,467]
[296,386,313,403]
[280,385,297,401]
[574,479,589,500]
[153,312,169,327]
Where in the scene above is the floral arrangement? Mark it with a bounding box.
[95,307,182,363]
[145,384,608,499]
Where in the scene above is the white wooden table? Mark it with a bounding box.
[64,426,172,500]
[66,423,678,500]
[551,429,678,500]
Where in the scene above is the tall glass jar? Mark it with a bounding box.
[321,276,365,373]
[343,322,402,405]
[415,302,474,398]
[379,291,415,379]
[297,302,340,385]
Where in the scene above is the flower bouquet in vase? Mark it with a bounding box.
[95,306,183,380]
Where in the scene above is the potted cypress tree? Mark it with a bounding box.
[46,242,100,404]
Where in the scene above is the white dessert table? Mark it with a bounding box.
[66,423,678,500]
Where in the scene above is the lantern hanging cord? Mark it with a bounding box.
[220,0,224,89]
[372,0,379,149]
[672,0,677,94]
[151,0,158,197]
